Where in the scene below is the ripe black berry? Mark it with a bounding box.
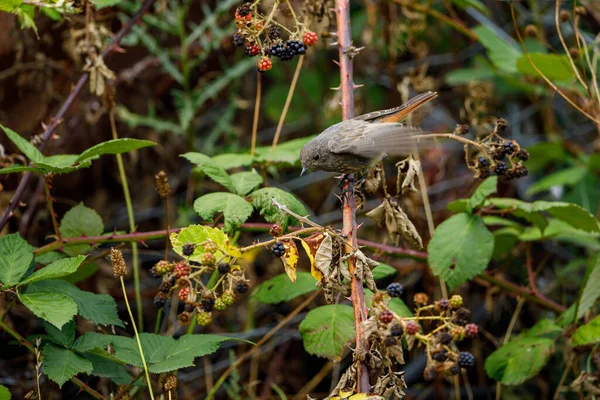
[384,336,397,346]
[450,364,460,375]
[183,303,195,313]
[386,282,403,298]
[236,4,251,16]
[515,149,529,161]
[149,266,160,278]
[286,40,306,56]
[233,33,245,47]
[458,351,476,369]
[218,262,231,274]
[271,241,285,257]
[494,162,508,176]
[153,294,167,309]
[268,26,281,40]
[438,332,453,345]
[491,148,505,160]
[390,323,403,337]
[201,297,215,312]
[514,165,528,178]
[159,281,172,293]
[503,141,516,155]
[479,168,491,179]
[477,156,489,168]
[433,350,447,362]
[182,243,195,256]
[236,282,249,294]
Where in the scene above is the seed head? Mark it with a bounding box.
[111,248,127,277]
[163,374,178,391]
[155,170,170,198]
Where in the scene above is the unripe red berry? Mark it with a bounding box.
[258,57,272,72]
[379,310,394,324]
[174,262,191,278]
[405,321,419,335]
[465,323,479,338]
[178,287,190,302]
[303,31,319,46]
[201,252,216,266]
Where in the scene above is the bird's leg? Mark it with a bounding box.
[338,174,355,204]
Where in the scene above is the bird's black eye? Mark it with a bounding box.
[314,154,320,161]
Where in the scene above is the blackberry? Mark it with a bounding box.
[236,4,251,16]
[201,297,215,312]
[268,26,281,40]
[183,303,195,313]
[270,224,283,237]
[149,266,160,278]
[236,282,249,294]
[454,307,471,321]
[201,252,216,266]
[190,260,201,267]
[458,351,476,369]
[514,165,528,178]
[196,311,212,326]
[494,162,508,176]
[384,336,397,346]
[433,350,447,362]
[245,44,260,57]
[450,364,460,375]
[379,310,394,324]
[286,39,306,56]
[504,169,516,181]
[178,287,191,302]
[271,241,286,257]
[182,243,195,256]
[438,332,453,345]
[451,327,465,341]
[218,262,231,274]
[233,33,245,47]
[491,148,505,160]
[386,282,403,298]
[503,140,516,155]
[515,149,529,161]
[222,291,235,306]
[479,168,491,179]
[159,281,172,293]
[438,298,450,310]
[449,295,463,309]
[390,323,403,337]
[153,293,168,309]
[477,156,489,168]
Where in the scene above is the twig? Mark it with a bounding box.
[43,176,62,241]
[271,55,304,150]
[335,0,369,392]
[206,291,320,399]
[555,0,588,91]
[0,0,157,231]
[495,297,525,400]
[250,72,262,156]
[271,198,322,228]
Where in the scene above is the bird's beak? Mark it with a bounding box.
[300,167,307,176]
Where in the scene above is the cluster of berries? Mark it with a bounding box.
[149,239,250,327]
[271,241,286,257]
[371,285,479,380]
[232,1,319,72]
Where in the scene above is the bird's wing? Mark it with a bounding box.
[329,121,428,158]
[353,91,438,123]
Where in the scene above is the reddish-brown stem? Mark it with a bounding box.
[335,0,369,392]
[0,0,157,231]
[43,176,62,241]
[525,243,539,296]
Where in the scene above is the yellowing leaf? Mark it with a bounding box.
[300,239,322,281]
[281,239,299,282]
[170,225,241,263]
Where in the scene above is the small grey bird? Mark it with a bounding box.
[300,91,437,175]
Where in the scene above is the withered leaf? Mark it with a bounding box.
[396,157,420,195]
[314,233,333,277]
[280,238,299,282]
[299,238,322,281]
[366,201,386,227]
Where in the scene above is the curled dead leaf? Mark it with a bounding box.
[396,156,420,195]
[368,198,423,249]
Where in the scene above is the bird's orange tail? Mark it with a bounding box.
[379,91,438,123]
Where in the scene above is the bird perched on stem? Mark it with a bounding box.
[300,91,437,175]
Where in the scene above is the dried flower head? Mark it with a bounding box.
[110,248,127,277]
[155,170,170,198]
[163,374,178,391]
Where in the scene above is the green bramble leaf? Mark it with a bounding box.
[193,192,253,232]
[526,166,588,196]
[0,165,42,174]
[182,153,235,192]
[0,233,34,286]
[0,124,43,162]
[473,25,521,73]
[468,176,497,212]
[371,263,397,280]
[59,203,104,256]
[230,171,263,196]
[249,187,309,231]
[252,272,317,304]
[82,353,131,384]
[211,153,255,170]
[42,319,76,348]
[91,0,122,9]
[485,337,554,385]
[516,53,576,82]
[27,280,123,327]
[571,315,600,347]
[451,0,489,15]
[42,344,93,387]
[0,384,10,400]
[76,139,156,163]
[428,213,494,290]
[20,255,86,285]
[298,304,355,360]
[18,291,77,329]
[170,224,242,261]
[576,254,600,320]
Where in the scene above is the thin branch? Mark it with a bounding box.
[555,0,588,91]
[250,72,262,156]
[271,55,304,150]
[0,0,157,231]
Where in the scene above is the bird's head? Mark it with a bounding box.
[299,140,321,176]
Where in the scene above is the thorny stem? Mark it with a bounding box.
[43,176,62,241]
[0,318,105,399]
[0,0,157,231]
[271,55,304,150]
[206,291,320,400]
[335,0,370,392]
[110,107,144,331]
